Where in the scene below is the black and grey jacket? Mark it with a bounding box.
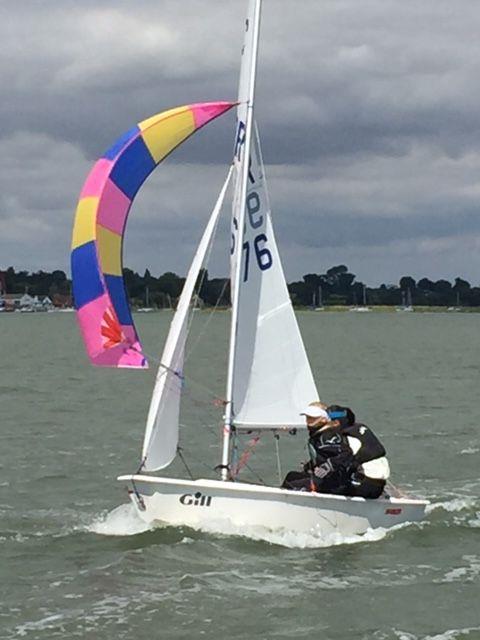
[342,423,390,480]
[306,425,355,474]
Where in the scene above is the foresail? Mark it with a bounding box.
[231,130,318,429]
[142,169,233,470]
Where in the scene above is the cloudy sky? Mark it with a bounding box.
[3,0,480,286]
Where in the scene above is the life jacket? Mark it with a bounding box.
[342,423,389,480]
[308,425,352,466]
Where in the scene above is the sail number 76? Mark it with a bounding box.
[231,188,273,282]
[242,234,272,282]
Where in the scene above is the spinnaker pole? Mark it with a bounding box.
[221,0,262,481]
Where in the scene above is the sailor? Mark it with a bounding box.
[326,405,390,499]
[281,403,354,494]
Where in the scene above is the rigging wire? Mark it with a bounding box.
[184,278,229,363]
[137,347,222,402]
[243,462,266,486]
[183,171,231,363]
[177,446,194,480]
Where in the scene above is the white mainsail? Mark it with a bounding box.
[229,0,260,303]
[231,128,318,429]
[142,169,232,471]
[226,0,318,433]
[221,0,262,477]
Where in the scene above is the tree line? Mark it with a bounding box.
[2,264,480,307]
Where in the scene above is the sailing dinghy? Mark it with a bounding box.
[72,0,428,538]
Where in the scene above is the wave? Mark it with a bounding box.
[393,626,480,639]
[188,516,394,548]
[85,503,418,548]
[441,555,480,584]
[426,496,477,514]
[86,503,151,536]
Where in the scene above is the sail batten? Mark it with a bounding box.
[142,168,233,471]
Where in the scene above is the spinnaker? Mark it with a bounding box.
[71,102,235,368]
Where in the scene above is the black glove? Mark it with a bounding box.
[313,459,334,479]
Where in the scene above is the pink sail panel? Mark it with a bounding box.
[71,101,235,368]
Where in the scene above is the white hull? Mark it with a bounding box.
[118,475,428,537]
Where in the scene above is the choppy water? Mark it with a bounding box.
[1,311,479,639]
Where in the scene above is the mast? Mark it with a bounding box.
[221,0,262,481]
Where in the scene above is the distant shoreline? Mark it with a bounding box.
[128,305,480,314]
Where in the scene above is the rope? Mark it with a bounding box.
[135,457,146,475]
[231,436,260,478]
[230,429,239,481]
[130,477,146,511]
[177,446,194,480]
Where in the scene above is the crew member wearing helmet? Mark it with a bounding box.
[281,403,354,494]
[326,404,390,499]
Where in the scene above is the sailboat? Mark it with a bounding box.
[72,0,428,537]
[137,285,153,313]
[351,284,370,312]
[397,288,413,312]
[312,285,324,311]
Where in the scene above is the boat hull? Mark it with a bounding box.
[117,475,428,537]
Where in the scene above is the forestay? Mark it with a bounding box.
[231,127,319,430]
[141,169,233,471]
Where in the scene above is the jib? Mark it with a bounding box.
[179,491,212,507]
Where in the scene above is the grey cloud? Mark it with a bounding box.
[1,0,480,285]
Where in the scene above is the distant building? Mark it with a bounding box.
[1,293,56,312]
[52,293,73,308]
[2,293,24,311]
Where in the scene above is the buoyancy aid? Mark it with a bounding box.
[343,423,390,480]
[307,425,354,473]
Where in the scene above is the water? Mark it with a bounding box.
[1,311,479,639]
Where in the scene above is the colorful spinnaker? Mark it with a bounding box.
[71,101,235,368]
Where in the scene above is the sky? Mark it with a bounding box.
[2,0,480,286]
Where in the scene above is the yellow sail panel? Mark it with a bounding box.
[140,109,195,163]
[71,197,99,250]
[138,105,189,131]
[96,225,122,276]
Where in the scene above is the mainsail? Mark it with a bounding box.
[231,129,319,429]
[227,0,318,431]
[141,169,233,471]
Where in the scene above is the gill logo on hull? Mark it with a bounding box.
[179,491,213,507]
